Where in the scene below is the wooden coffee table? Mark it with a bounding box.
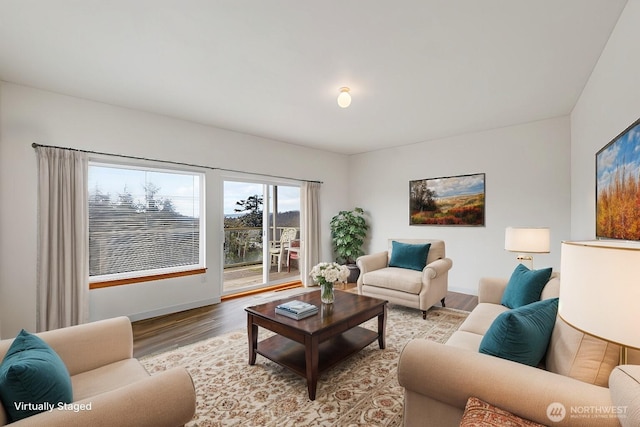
[245,289,387,400]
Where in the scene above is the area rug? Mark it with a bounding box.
[141,305,468,427]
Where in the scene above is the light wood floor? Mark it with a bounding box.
[132,285,478,358]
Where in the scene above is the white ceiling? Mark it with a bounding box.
[0,1,628,155]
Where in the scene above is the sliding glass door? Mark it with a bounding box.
[223,179,300,295]
[222,180,265,294]
[266,184,301,284]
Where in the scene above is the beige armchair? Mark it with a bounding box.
[0,317,196,426]
[356,239,452,319]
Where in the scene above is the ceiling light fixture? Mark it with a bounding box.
[337,87,351,108]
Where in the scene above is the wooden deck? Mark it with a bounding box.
[223,263,300,293]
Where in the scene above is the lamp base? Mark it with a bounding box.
[515,254,534,270]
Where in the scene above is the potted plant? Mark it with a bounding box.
[329,207,368,283]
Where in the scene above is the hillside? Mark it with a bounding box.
[411,193,484,226]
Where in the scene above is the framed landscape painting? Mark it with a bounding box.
[410,173,485,226]
[596,117,640,241]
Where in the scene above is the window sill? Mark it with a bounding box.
[89,268,207,289]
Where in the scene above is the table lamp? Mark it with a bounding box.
[559,240,640,364]
[504,227,550,269]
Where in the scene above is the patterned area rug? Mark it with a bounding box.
[141,304,468,426]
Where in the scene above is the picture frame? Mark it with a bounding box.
[596,116,640,241]
[409,173,485,226]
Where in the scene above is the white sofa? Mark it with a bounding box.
[398,273,640,426]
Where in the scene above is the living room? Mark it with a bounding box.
[0,1,639,424]
[1,1,637,337]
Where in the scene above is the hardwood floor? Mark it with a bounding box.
[132,285,478,358]
[443,290,479,312]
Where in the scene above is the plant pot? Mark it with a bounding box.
[346,264,360,283]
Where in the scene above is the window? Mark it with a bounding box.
[88,162,204,286]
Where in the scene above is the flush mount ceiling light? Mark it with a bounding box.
[337,87,351,108]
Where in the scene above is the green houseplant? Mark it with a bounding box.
[330,207,368,282]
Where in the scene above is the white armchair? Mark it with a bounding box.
[356,239,453,319]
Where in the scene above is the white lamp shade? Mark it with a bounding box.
[504,227,550,253]
[560,240,640,349]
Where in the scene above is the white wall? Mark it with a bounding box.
[0,82,349,338]
[571,0,640,239]
[348,117,571,294]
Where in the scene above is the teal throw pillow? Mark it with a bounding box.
[501,264,552,309]
[388,241,431,271]
[0,330,73,422]
[479,298,559,367]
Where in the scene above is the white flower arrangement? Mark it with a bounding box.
[309,262,350,286]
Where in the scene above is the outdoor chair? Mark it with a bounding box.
[269,227,298,272]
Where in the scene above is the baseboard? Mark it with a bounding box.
[128,297,221,322]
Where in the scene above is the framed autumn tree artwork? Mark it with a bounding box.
[596,117,640,241]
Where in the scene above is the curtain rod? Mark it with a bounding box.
[31,143,323,184]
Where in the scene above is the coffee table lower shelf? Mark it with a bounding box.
[256,326,379,396]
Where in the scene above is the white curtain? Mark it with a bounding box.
[300,181,321,286]
[36,147,89,331]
